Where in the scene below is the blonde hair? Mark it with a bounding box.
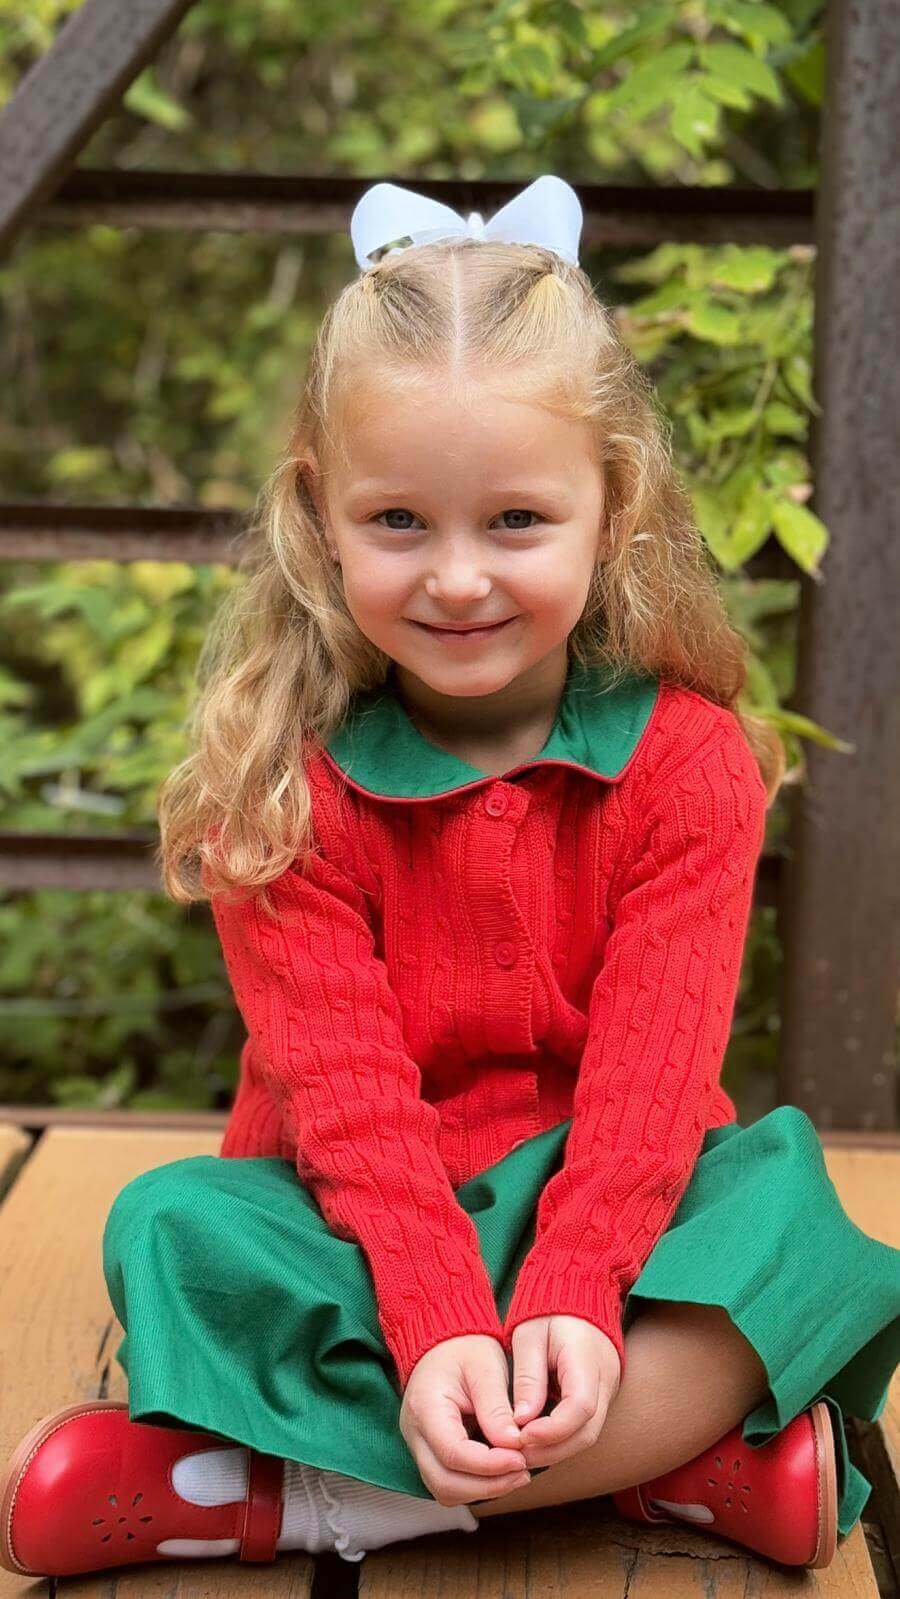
[157,237,785,904]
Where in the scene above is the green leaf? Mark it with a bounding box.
[547,0,591,58]
[771,500,828,574]
[700,73,753,111]
[764,401,807,439]
[508,92,581,140]
[684,301,744,344]
[763,451,809,489]
[586,7,672,73]
[729,487,777,564]
[697,42,783,106]
[743,652,780,708]
[761,708,854,753]
[606,44,694,117]
[782,353,814,409]
[707,1,792,49]
[629,279,695,315]
[123,68,191,131]
[706,405,760,441]
[784,39,825,106]
[46,446,114,483]
[614,243,699,285]
[707,246,781,293]
[691,486,733,565]
[503,38,559,90]
[670,83,720,157]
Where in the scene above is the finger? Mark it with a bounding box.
[519,1355,599,1449]
[510,1325,550,1424]
[518,1407,606,1469]
[467,1357,525,1451]
[417,1393,527,1478]
[521,1391,613,1468]
[414,1431,531,1506]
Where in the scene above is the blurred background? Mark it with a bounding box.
[0,0,893,1127]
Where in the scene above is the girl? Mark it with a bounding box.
[2,175,898,1581]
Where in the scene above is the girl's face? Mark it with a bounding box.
[312,370,606,700]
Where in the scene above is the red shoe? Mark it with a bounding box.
[0,1399,285,1578]
[611,1399,838,1568]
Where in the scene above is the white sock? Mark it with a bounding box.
[167,1445,478,1563]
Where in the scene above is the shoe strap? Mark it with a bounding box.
[238,1449,284,1562]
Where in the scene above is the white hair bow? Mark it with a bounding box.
[350,174,583,273]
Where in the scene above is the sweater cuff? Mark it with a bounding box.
[502,1264,627,1383]
[384,1274,506,1392]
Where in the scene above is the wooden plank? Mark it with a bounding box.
[821,1146,900,1244]
[359,1495,877,1595]
[777,0,900,1130]
[0,0,198,257]
[0,1106,228,1133]
[0,1127,313,1596]
[32,171,815,247]
[0,1127,31,1203]
[823,1147,900,1587]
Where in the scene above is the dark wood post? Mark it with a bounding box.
[0,0,198,256]
[778,0,899,1128]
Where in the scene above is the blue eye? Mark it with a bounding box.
[373,508,540,531]
[376,509,419,531]
[497,509,538,530]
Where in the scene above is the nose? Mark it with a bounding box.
[424,537,493,604]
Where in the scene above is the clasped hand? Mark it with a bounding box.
[398,1315,621,1507]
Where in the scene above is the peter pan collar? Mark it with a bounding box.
[320,655,660,802]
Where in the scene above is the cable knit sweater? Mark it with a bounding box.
[208,657,768,1391]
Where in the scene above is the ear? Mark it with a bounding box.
[594,509,612,563]
[298,451,327,524]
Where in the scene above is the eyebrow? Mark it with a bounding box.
[346,480,573,501]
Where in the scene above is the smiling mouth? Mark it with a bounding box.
[411,617,517,637]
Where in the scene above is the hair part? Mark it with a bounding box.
[157,237,785,907]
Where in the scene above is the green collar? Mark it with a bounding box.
[322,656,660,801]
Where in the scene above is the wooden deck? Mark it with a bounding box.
[0,1122,896,1597]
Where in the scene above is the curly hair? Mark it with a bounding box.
[157,235,785,905]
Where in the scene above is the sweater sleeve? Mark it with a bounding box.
[208,843,506,1391]
[501,718,768,1380]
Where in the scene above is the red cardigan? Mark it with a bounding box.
[208,659,768,1391]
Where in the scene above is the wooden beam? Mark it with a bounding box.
[0,0,198,258]
[0,502,243,564]
[777,0,900,1129]
[33,170,815,247]
[0,832,160,891]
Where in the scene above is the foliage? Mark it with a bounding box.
[0,0,831,1111]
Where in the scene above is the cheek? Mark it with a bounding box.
[339,553,407,618]
[512,548,592,605]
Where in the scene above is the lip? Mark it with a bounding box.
[411,617,518,641]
